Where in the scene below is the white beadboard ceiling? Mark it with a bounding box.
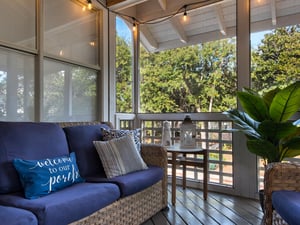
[108,0,300,52]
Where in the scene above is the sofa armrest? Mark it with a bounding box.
[264,162,300,225]
[141,144,167,168]
[141,144,168,208]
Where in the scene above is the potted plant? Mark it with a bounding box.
[223,81,300,209]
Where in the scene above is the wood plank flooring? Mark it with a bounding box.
[142,186,264,225]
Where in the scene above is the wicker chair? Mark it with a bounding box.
[264,162,300,225]
[58,122,168,225]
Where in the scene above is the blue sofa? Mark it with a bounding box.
[0,121,167,225]
[264,162,300,225]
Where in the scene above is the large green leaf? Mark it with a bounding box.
[270,81,300,122]
[258,120,298,141]
[282,137,300,159]
[237,91,270,122]
[223,109,261,139]
[282,136,300,151]
[263,87,280,108]
[246,139,279,162]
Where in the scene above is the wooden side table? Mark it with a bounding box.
[166,145,208,205]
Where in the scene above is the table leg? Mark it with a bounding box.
[203,150,208,200]
[182,153,186,189]
[172,152,177,205]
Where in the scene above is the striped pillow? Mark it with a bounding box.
[93,135,148,178]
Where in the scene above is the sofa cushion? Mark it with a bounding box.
[272,190,300,225]
[63,124,111,178]
[13,152,84,199]
[93,135,148,178]
[87,166,163,197]
[0,182,120,225]
[0,122,70,194]
[102,128,141,151]
[0,205,38,225]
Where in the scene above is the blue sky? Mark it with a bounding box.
[251,30,269,49]
[116,17,131,41]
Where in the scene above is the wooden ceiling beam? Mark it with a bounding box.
[108,0,148,11]
[270,0,277,26]
[140,25,159,51]
[106,0,126,7]
[170,17,188,43]
[214,4,227,35]
[158,0,167,11]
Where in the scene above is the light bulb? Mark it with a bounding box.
[87,0,92,10]
[133,23,136,32]
[183,11,187,22]
[183,6,187,22]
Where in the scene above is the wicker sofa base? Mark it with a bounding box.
[69,180,163,225]
[264,162,300,225]
[272,211,288,225]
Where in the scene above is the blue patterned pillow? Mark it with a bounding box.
[93,135,147,178]
[101,128,141,151]
[13,152,84,199]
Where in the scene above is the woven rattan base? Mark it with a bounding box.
[264,163,300,225]
[59,122,167,225]
[69,181,163,225]
[272,211,288,225]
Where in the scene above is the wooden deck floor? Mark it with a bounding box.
[142,186,264,225]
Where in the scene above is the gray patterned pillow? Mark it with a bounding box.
[101,128,141,151]
[93,135,147,178]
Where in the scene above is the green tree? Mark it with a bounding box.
[140,45,201,113]
[251,25,300,91]
[140,39,236,113]
[116,35,133,113]
[197,39,236,112]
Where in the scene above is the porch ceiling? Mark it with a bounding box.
[107,0,300,52]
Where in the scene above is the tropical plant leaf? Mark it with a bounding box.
[258,120,298,141]
[282,137,300,158]
[263,87,280,108]
[224,81,300,163]
[269,81,300,122]
[237,91,270,122]
[246,139,279,162]
[223,109,261,139]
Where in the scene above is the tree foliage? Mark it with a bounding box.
[116,35,133,113]
[251,25,300,91]
[115,25,300,114]
[140,39,236,113]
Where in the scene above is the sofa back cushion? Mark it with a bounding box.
[0,122,70,194]
[63,124,111,178]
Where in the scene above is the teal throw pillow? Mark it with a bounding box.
[13,152,84,199]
